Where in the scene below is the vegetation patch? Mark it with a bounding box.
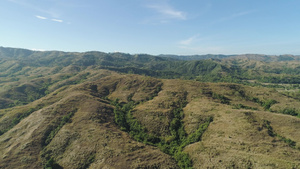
[246,96,278,111]
[232,104,257,110]
[212,93,230,104]
[262,99,278,111]
[244,112,259,124]
[278,107,300,117]
[112,98,213,169]
[262,120,297,149]
[43,157,63,169]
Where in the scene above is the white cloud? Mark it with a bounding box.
[179,34,199,46]
[36,15,47,20]
[51,19,63,23]
[35,15,66,24]
[147,2,186,21]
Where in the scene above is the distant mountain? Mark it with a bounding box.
[158,54,232,60]
[0,47,230,81]
[1,46,300,87]
[159,53,300,62]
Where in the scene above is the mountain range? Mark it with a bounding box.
[0,47,299,169]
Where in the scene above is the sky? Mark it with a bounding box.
[1,0,300,55]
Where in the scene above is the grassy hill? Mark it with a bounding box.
[0,47,300,168]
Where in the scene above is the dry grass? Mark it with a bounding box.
[0,73,300,168]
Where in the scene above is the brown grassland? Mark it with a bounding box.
[0,70,300,168]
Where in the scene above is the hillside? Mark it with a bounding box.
[0,72,300,168]
[0,47,300,168]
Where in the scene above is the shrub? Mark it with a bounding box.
[262,99,277,110]
[112,98,213,169]
[279,108,299,116]
[212,93,230,104]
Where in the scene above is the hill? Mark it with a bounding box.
[0,73,300,168]
[0,47,300,168]
[159,54,300,62]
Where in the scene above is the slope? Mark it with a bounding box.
[0,73,299,168]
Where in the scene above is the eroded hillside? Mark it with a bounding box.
[0,72,299,169]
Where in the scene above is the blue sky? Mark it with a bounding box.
[1,0,300,55]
